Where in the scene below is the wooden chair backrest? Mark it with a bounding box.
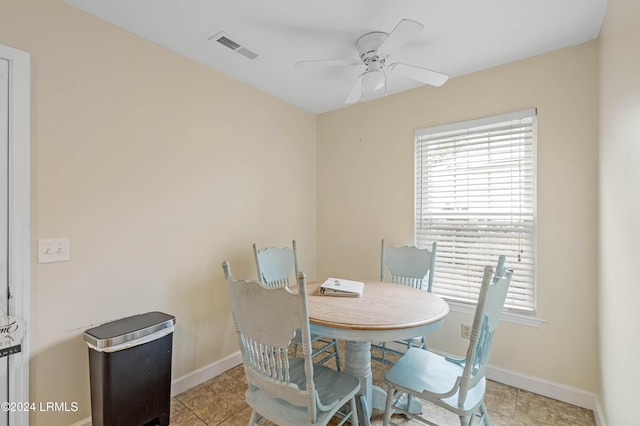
[253,240,299,288]
[381,239,437,291]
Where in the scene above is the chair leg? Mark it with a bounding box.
[248,409,258,426]
[350,396,359,426]
[383,386,397,426]
[479,402,491,426]
[404,336,419,414]
[334,339,342,372]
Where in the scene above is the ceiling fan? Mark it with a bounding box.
[296,19,449,104]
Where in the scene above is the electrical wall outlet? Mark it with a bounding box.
[461,324,472,339]
[37,238,70,263]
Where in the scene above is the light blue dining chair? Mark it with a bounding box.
[382,256,512,426]
[253,241,342,371]
[371,239,437,366]
[381,239,437,292]
[222,261,360,426]
[253,240,299,288]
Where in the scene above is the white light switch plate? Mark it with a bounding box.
[37,238,70,263]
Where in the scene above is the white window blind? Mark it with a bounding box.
[415,109,536,313]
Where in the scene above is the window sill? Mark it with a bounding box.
[446,300,546,327]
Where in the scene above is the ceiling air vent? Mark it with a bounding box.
[209,32,259,60]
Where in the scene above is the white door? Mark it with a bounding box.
[0,57,9,426]
[0,43,30,426]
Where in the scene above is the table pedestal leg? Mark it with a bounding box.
[344,341,372,426]
[344,340,423,424]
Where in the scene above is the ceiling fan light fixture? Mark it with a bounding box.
[362,69,386,100]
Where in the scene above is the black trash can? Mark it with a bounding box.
[84,311,175,426]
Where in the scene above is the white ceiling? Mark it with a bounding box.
[62,0,607,114]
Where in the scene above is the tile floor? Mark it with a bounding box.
[170,348,596,426]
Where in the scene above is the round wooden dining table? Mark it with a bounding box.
[306,280,449,426]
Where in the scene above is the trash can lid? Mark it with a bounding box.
[83,311,175,349]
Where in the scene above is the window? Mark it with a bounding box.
[415,109,536,314]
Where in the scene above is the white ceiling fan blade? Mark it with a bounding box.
[377,19,424,56]
[345,74,364,104]
[295,59,362,68]
[389,63,449,87]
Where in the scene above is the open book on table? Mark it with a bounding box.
[319,277,364,297]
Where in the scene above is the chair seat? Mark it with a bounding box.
[385,347,486,414]
[246,357,360,426]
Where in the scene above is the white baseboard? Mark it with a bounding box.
[69,417,91,426]
[171,350,243,396]
[429,348,597,411]
[593,396,607,426]
[486,364,595,410]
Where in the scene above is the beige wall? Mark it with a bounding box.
[0,0,317,424]
[599,0,640,424]
[318,42,599,392]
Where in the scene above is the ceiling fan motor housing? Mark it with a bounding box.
[357,32,388,67]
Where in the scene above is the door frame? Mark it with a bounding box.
[0,43,30,426]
